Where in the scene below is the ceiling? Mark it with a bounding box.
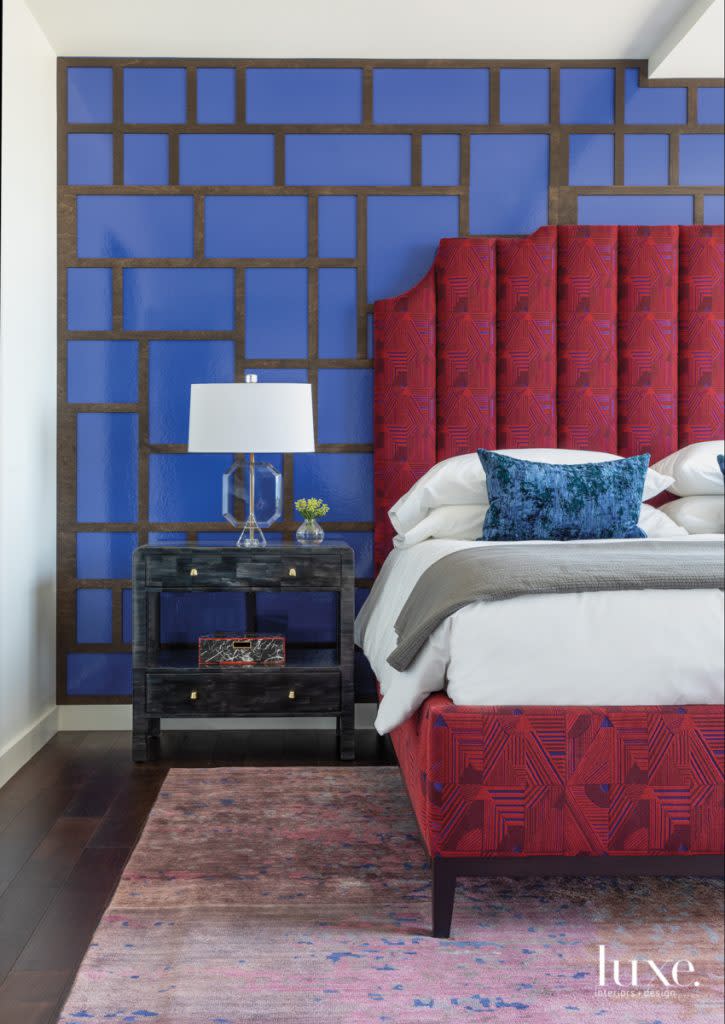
[24,0,724,76]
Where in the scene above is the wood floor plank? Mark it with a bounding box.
[0,969,73,1024]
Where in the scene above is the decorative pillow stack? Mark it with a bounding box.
[654,441,725,535]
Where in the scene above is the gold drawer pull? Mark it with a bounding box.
[288,689,295,700]
[288,567,297,577]
[190,690,198,701]
[190,568,198,577]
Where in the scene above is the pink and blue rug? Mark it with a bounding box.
[59,766,723,1023]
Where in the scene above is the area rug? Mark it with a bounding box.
[59,767,723,1023]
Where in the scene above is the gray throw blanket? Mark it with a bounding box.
[387,540,724,671]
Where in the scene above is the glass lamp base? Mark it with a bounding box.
[236,514,266,548]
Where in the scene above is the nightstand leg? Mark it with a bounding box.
[337,712,355,761]
[132,709,159,763]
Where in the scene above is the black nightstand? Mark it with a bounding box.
[132,542,355,762]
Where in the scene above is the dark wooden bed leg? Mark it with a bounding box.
[432,858,456,938]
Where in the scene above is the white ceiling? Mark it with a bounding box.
[23,0,723,75]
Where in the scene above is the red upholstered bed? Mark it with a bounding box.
[371,225,725,937]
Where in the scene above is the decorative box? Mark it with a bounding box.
[198,634,286,667]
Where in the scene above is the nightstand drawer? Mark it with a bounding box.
[279,554,341,588]
[146,552,282,589]
[145,671,342,716]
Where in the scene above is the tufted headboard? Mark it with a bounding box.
[373,224,725,568]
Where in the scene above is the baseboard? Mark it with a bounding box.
[0,705,59,789]
[57,703,377,731]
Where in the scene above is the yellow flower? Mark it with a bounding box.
[295,497,330,521]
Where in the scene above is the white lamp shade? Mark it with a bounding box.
[188,382,315,453]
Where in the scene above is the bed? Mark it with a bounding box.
[360,224,725,937]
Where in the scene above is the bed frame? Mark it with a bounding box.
[371,225,725,937]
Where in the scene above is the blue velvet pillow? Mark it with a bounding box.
[718,454,724,477]
[477,451,650,541]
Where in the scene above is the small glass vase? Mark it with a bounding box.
[296,518,325,545]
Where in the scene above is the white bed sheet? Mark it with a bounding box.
[355,537,725,735]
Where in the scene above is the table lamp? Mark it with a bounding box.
[188,375,315,547]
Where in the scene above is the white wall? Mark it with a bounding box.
[0,0,58,787]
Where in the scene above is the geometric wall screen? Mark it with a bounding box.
[58,58,724,703]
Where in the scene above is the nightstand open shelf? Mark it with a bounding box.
[132,542,355,762]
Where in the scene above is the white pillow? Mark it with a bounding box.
[660,496,725,535]
[389,449,675,533]
[653,441,725,496]
[638,504,689,538]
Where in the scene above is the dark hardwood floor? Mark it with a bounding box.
[0,728,395,1024]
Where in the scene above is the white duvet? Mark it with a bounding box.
[355,537,725,735]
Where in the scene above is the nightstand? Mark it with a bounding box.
[132,542,355,762]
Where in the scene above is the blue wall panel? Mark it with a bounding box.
[67,341,138,404]
[560,69,614,124]
[569,134,614,185]
[500,69,550,124]
[197,68,236,123]
[180,135,275,185]
[367,196,459,301]
[77,196,194,258]
[67,653,132,696]
[76,589,113,643]
[67,269,112,331]
[247,69,362,123]
[76,533,138,579]
[421,135,460,185]
[294,454,373,520]
[704,195,725,224]
[122,589,132,645]
[325,532,374,579]
[318,269,357,358]
[68,134,113,185]
[67,67,113,123]
[245,269,308,358]
[286,135,411,186]
[318,196,357,258]
[205,196,307,256]
[317,369,373,444]
[123,269,235,330]
[469,135,549,234]
[124,68,186,123]
[149,340,235,444]
[679,135,725,185]
[624,68,686,124]
[149,454,231,522]
[578,194,694,224]
[373,69,489,124]
[698,87,725,125]
[624,134,669,185]
[123,134,169,184]
[76,413,138,523]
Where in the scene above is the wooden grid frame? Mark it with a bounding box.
[57,57,724,704]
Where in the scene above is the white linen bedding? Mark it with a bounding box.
[355,537,725,735]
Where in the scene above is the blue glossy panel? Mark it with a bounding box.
[569,134,614,185]
[624,134,669,185]
[124,134,169,185]
[421,135,460,185]
[294,453,373,520]
[76,532,137,579]
[500,69,550,124]
[122,588,132,645]
[469,135,549,235]
[124,68,186,123]
[698,87,725,125]
[197,68,236,123]
[67,269,112,331]
[160,592,249,643]
[148,453,231,522]
[77,413,138,523]
[318,269,357,358]
[67,68,113,123]
[67,134,113,185]
[367,196,459,302]
[245,269,308,358]
[67,653,131,696]
[77,589,112,644]
[180,135,274,185]
[196,532,249,546]
[123,269,235,330]
[318,196,357,258]
[560,68,615,124]
[246,68,362,124]
[624,68,686,124]
[67,341,138,404]
[578,194,694,225]
[77,196,193,258]
[255,592,335,643]
[680,135,725,185]
[704,195,725,224]
[373,69,488,124]
[317,369,373,444]
[245,368,308,384]
[325,531,374,578]
[367,314,374,359]
[355,587,370,616]
[148,531,187,544]
[285,135,411,186]
[205,196,306,256]
[148,340,234,444]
